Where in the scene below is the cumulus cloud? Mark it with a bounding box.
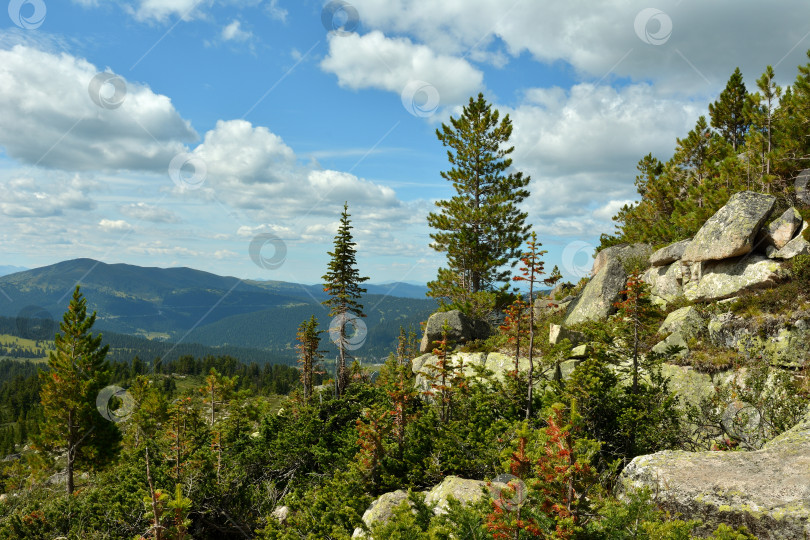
[98,219,133,232]
[348,0,810,90]
[320,30,484,105]
[0,45,197,172]
[0,175,96,218]
[221,20,252,42]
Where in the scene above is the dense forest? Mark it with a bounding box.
[2,55,810,539]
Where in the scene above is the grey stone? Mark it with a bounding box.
[592,243,652,276]
[548,324,584,346]
[618,413,810,539]
[659,306,705,339]
[758,207,803,251]
[767,221,810,260]
[650,239,692,266]
[271,506,290,524]
[684,255,787,302]
[419,310,491,353]
[682,191,776,262]
[425,476,504,515]
[643,262,684,306]
[564,259,627,326]
[352,490,409,538]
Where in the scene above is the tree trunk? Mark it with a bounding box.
[146,447,163,540]
[66,408,75,495]
[526,281,535,420]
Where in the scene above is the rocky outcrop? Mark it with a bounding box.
[683,255,787,302]
[758,207,803,251]
[419,310,490,353]
[564,259,626,326]
[548,324,584,346]
[681,191,776,263]
[650,239,692,266]
[592,243,652,275]
[643,262,684,306]
[353,476,507,537]
[618,413,810,539]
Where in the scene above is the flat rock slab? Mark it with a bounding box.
[758,207,803,250]
[684,255,786,302]
[682,191,776,263]
[592,243,652,276]
[650,239,692,266]
[619,416,810,539]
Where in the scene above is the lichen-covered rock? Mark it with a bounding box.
[419,310,491,353]
[271,506,290,524]
[650,239,692,266]
[652,331,689,357]
[618,413,810,539]
[708,312,750,349]
[737,326,810,368]
[592,243,652,275]
[533,296,570,320]
[684,255,787,302]
[565,259,626,326]
[643,262,684,306]
[548,324,584,346]
[682,191,776,263]
[659,306,705,338]
[768,221,810,259]
[352,490,409,538]
[424,476,503,515]
[758,207,803,250]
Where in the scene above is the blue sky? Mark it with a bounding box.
[2,0,810,287]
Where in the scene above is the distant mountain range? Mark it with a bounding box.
[0,266,27,277]
[0,259,435,363]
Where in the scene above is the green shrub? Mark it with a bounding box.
[792,253,810,284]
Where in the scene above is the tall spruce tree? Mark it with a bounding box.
[709,67,749,151]
[37,285,119,494]
[427,93,530,311]
[322,202,368,397]
[296,315,324,401]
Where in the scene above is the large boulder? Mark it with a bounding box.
[592,243,652,276]
[419,310,491,353]
[564,258,627,326]
[650,239,692,266]
[618,413,810,539]
[758,207,803,251]
[548,324,584,346]
[683,255,787,302]
[352,490,409,538]
[643,262,684,306]
[681,191,776,263]
[424,476,502,515]
[767,221,810,259]
[652,306,705,358]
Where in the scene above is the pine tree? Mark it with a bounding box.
[36,285,120,494]
[427,93,530,311]
[709,67,749,150]
[322,202,369,397]
[296,315,324,401]
[745,65,782,191]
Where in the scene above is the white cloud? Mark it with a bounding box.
[222,20,252,42]
[129,0,205,22]
[0,45,197,172]
[99,218,133,232]
[119,202,181,223]
[0,175,96,218]
[320,30,484,105]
